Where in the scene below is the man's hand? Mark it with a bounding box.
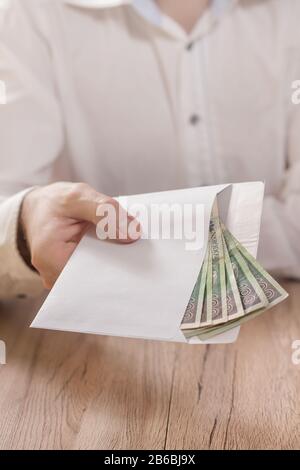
[20,182,140,289]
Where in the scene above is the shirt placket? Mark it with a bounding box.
[179,37,214,187]
[131,0,232,187]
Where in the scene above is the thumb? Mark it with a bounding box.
[64,183,140,243]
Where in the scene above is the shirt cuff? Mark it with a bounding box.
[257,196,300,278]
[0,188,44,298]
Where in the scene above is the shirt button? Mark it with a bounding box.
[189,114,201,126]
[17,294,27,299]
[186,41,194,51]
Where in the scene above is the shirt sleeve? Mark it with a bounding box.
[0,0,64,299]
[258,33,300,279]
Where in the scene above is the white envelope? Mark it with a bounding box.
[31,181,265,344]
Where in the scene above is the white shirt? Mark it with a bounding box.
[0,0,300,299]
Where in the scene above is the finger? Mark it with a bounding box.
[63,183,140,243]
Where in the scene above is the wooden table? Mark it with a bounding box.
[0,280,300,450]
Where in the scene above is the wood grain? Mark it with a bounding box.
[0,281,299,450]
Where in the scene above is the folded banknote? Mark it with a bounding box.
[180,202,288,341]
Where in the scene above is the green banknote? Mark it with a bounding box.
[205,238,213,325]
[180,212,288,341]
[221,230,245,320]
[210,215,227,325]
[181,247,209,329]
[222,226,269,314]
[225,228,288,308]
[181,276,200,329]
[189,307,268,341]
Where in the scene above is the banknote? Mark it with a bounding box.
[210,214,227,325]
[180,209,288,341]
[200,290,209,326]
[204,239,213,325]
[222,226,269,314]
[221,230,245,321]
[183,236,270,339]
[181,247,209,329]
[181,277,200,329]
[226,228,289,308]
[189,307,268,341]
